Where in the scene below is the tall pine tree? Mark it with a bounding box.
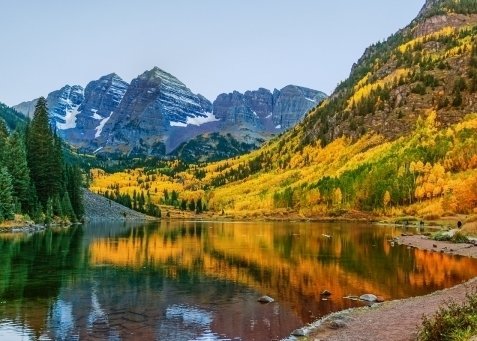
[26,97,58,208]
[66,165,84,220]
[5,130,32,213]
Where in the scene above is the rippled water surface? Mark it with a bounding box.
[0,221,476,340]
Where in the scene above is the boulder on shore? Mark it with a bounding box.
[257,295,274,303]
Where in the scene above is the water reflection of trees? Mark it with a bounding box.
[0,227,85,338]
[90,222,477,322]
[1,222,477,340]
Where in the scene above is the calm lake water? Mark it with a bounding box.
[0,221,476,340]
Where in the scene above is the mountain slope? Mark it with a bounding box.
[291,0,477,151]
[90,0,477,218]
[0,102,27,131]
[171,85,326,162]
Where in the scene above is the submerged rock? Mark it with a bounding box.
[359,294,378,302]
[257,295,274,303]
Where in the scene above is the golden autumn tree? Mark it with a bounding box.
[383,190,391,210]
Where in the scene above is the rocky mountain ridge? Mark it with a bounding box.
[14,67,325,160]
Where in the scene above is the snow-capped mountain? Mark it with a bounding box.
[15,85,85,129]
[65,73,128,143]
[14,67,326,161]
[95,67,215,156]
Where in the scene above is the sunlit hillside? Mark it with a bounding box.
[90,5,477,220]
[90,112,477,219]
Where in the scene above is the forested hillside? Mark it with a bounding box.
[0,98,83,224]
[87,1,477,220]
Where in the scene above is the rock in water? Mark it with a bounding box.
[257,295,274,303]
[359,294,378,302]
[291,328,306,336]
[320,290,332,296]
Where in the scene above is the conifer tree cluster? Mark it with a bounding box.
[0,97,83,223]
[101,185,162,218]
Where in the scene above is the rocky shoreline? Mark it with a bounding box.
[82,189,155,222]
[285,235,477,341]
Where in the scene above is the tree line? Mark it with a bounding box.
[0,97,83,223]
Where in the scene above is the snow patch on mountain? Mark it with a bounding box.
[170,121,188,127]
[186,111,219,126]
[95,111,113,138]
[56,104,81,130]
[91,109,102,120]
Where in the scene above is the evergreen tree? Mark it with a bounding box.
[138,191,145,212]
[0,119,8,163]
[45,197,53,225]
[188,199,196,212]
[5,130,31,213]
[0,167,14,221]
[61,192,76,222]
[66,165,84,220]
[52,194,63,217]
[181,199,187,211]
[196,198,203,213]
[26,97,57,207]
[53,131,65,192]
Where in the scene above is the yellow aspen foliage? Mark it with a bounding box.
[332,188,342,207]
[307,189,321,206]
[383,190,391,208]
[397,165,406,177]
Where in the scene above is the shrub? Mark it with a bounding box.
[418,291,477,341]
[432,231,469,243]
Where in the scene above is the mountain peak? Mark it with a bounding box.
[418,0,444,17]
[100,73,122,80]
[417,0,477,19]
[140,66,177,81]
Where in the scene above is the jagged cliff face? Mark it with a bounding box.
[14,67,326,160]
[66,74,128,143]
[97,67,214,156]
[213,86,326,131]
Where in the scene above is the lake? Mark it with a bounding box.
[0,221,476,340]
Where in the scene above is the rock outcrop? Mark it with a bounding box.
[213,85,326,131]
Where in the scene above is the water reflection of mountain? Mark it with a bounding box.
[0,222,477,340]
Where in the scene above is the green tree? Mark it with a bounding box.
[181,199,187,211]
[5,130,31,213]
[61,192,76,222]
[66,165,84,220]
[0,119,8,163]
[188,199,196,212]
[0,168,14,221]
[26,97,57,207]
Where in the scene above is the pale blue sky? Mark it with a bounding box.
[0,1,424,106]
